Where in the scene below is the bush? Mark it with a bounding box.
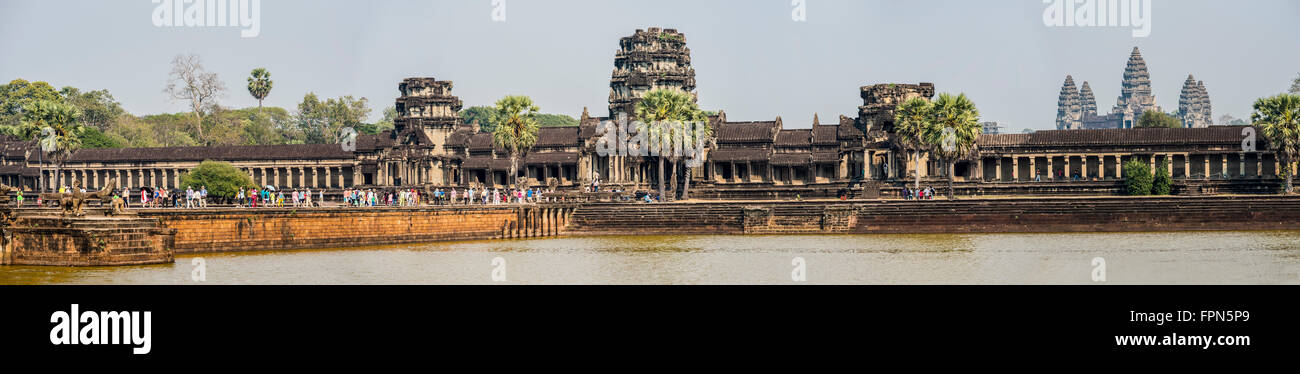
[1123,159,1152,196]
[1152,159,1172,195]
[178,160,257,200]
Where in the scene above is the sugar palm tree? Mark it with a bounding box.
[1252,93,1300,193]
[247,68,273,110]
[492,95,540,189]
[634,89,706,201]
[893,97,933,191]
[22,101,83,191]
[924,93,982,199]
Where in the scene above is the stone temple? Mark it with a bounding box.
[1060,47,1181,130]
[0,30,1289,199]
[1178,75,1213,128]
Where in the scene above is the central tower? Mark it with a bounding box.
[608,27,697,118]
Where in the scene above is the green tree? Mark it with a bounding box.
[0,79,61,128]
[1252,94,1300,193]
[357,107,397,135]
[294,93,370,144]
[1290,73,1299,94]
[179,160,257,201]
[461,106,576,133]
[59,87,125,131]
[924,93,982,199]
[1137,111,1181,128]
[1152,159,1172,195]
[492,96,540,189]
[893,97,933,191]
[1123,159,1153,196]
[634,89,708,200]
[247,68,273,110]
[22,101,83,191]
[79,127,125,148]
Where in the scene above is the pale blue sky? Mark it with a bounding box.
[1,0,1297,131]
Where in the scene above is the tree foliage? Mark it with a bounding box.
[1152,159,1172,195]
[1123,159,1153,196]
[634,89,709,200]
[492,95,541,188]
[461,105,576,133]
[1137,111,1181,128]
[179,160,257,199]
[893,97,933,190]
[295,93,371,145]
[1252,93,1300,193]
[247,68,273,108]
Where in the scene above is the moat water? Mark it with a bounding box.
[3,231,1300,284]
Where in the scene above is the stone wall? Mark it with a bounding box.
[138,205,575,254]
[565,197,1300,235]
[2,216,176,266]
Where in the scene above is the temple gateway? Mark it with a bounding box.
[0,28,1291,198]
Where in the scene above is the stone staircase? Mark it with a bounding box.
[4,216,176,266]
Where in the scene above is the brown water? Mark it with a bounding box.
[3,232,1300,284]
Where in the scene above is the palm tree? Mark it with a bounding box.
[1252,93,1300,193]
[492,95,540,189]
[925,93,982,200]
[22,101,83,191]
[893,97,933,192]
[247,68,273,110]
[634,89,706,201]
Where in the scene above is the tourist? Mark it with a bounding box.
[199,186,208,208]
[15,190,22,207]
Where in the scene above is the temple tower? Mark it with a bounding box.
[1112,47,1161,129]
[1079,81,1098,117]
[608,27,697,118]
[1056,75,1082,130]
[393,77,463,152]
[1178,75,1213,128]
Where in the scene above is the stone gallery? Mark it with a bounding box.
[0,29,1289,198]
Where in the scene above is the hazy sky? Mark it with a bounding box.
[1,0,1297,131]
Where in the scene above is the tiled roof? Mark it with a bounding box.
[461,156,513,170]
[812,151,840,163]
[775,129,811,147]
[709,148,770,162]
[812,125,839,145]
[524,152,579,165]
[535,126,581,148]
[977,126,1267,149]
[716,121,777,144]
[67,144,355,163]
[0,164,39,177]
[770,153,811,166]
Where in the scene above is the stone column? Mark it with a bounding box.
[1080,156,1089,179]
[1220,154,1228,179]
[298,167,305,188]
[995,157,1003,182]
[1197,154,1205,179]
[1149,156,1156,177]
[1031,157,1038,180]
[1012,157,1020,181]
[1256,154,1263,178]
[1239,153,1247,178]
[864,150,872,180]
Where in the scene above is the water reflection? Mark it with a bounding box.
[2,231,1299,285]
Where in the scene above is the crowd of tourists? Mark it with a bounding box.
[234,188,321,208]
[902,186,938,200]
